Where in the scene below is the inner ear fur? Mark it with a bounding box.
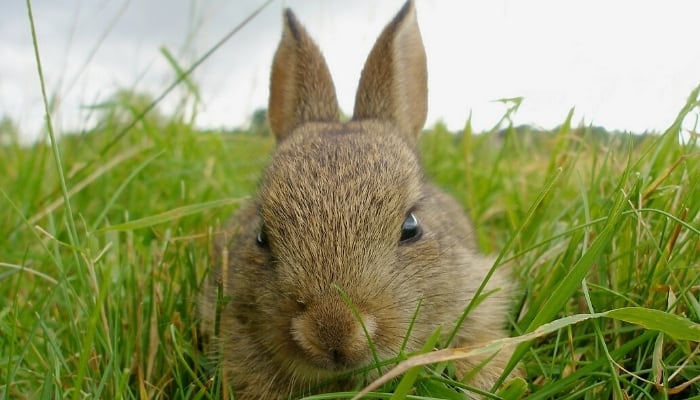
[352,1,428,145]
[268,9,340,141]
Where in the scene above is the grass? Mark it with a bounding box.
[2,2,700,399]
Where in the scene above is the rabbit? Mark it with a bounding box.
[198,1,517,398]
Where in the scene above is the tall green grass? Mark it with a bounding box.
[3,90,699,398]
[2,2,699,398]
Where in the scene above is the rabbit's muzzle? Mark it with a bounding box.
[290,296,377,371]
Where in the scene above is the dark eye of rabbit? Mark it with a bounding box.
[256,227,269,248]
[399,212,422,244]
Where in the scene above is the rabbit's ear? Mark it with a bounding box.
[352,1,427,144]
[268,10,340,140]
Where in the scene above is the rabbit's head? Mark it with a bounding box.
[201,1,513,393]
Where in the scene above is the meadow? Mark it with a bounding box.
[2,84,699,398]
[1,3,700,399]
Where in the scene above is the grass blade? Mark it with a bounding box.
[100,197,245,232]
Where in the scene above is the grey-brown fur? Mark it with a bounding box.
[199,1,516,398]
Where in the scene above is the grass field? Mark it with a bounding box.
[2,87,699,398]
[2,3,700,399]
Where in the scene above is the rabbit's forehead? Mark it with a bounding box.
[259,124,423,225]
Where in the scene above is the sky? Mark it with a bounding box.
[2,0,699,143]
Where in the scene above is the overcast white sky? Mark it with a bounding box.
[1,0,699,142]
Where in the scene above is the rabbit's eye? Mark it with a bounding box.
[256,228,269,248]
[399,212,422,244]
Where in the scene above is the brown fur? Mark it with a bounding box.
[199,1,516,398]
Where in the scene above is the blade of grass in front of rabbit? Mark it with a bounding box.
[335,284,382,376]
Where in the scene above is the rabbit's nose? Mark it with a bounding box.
[291,300,377,369]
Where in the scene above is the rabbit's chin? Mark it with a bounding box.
[288,352,367,376]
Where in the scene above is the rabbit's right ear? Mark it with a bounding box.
[268,10,340,141]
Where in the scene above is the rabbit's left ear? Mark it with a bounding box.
[352,1,427,144]
[268,10,340,141]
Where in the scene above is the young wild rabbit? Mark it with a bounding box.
[199,1,516,398]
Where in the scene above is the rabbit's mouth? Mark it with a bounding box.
[294,346,370,374]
